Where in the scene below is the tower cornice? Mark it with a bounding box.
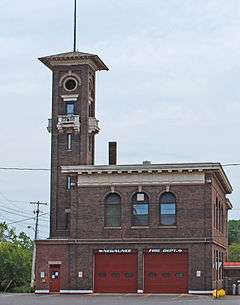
[39,51,109,71]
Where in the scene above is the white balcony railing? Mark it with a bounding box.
[57,115,80,133]
[88,117,100,134]
[48,116,98,134]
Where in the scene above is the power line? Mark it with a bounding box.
[38,219,49,223]
[222,163,240,167]
[7,216,35,225]
[0,205,49,225]
[0,163,239,172]
[0,203,34,217]
[0,207,34,218]
[0,196,40,216]
[0,191,30,203]
[6,213,48,225]
[0,192,49,221]
[0,167,50,171]
[0,196,50,219]
[0,191,35,207]
[0,215,21,223]
[1,199,30,203]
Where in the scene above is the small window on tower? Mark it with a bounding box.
[89,101,94,117]
[89,135,93,152]
[66,101,75,115]
[65,208,70,229]
[66,176,72,190]
[67,134,72,150]
[64,77,78,91]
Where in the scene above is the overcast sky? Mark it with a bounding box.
[0,0,240,238]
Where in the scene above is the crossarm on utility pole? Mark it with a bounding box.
[30,201,48,240]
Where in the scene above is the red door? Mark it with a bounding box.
[144,251,188,293]
[94,252,137,293]
[49,265,61,293]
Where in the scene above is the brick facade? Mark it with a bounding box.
[49,64,97,238]
[35,51,232,294]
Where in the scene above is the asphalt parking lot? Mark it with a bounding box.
[0,294,240,305]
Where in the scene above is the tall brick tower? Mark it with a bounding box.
[39,52,108,238]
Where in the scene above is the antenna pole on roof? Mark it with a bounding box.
[73,0,77,52]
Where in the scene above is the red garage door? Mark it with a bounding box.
[144,250,188,293]
[94,250,137,293]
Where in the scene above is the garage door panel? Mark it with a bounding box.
[94,252,137,293]
[144,252,188,293]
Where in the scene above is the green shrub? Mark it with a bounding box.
[9,285,33,293]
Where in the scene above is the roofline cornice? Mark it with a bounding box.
[61,162,232,194]
[38,54,109,71]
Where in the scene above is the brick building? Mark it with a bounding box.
[35,50,233,294]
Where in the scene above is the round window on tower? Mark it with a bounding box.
[63,77,78,91]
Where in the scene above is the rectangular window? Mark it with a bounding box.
[89,135,93,152]
[215,199,218,229]
[219,251,223,280]
[213,202,216,228]
[65,101,75,114]
[67,133,72,150]
[105,205,121,227]
[216,250,219,280]
[215,250,217,280]
[89,101,94,117]
[221,206,224,233]
[221,252,224,280]
[132,204,149,226]
[213,251,216,280]
[218,202,221,231]
[160,204,176,225]
[65,209,70,230]
[66,176,72,190]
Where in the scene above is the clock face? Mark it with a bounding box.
[64,77,78,91]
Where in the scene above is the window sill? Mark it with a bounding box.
[104,227,122,229]
[131,226,150,229]
[158,225,177,229]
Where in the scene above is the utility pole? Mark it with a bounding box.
[30,201,47,240]
[30,201,47,289]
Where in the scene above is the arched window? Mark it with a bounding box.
[104,193,121,227]
[159,192,176,226]
[132,192,149,226]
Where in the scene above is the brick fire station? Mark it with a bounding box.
[35,50,233,294]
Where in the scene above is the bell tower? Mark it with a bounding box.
[39,52,108,237]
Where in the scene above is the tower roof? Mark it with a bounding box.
[39,51,109,71]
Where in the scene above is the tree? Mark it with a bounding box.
[228,220,240,244]
[0,222,33,291]
[228,243,240,262]
[228,220,240,263]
